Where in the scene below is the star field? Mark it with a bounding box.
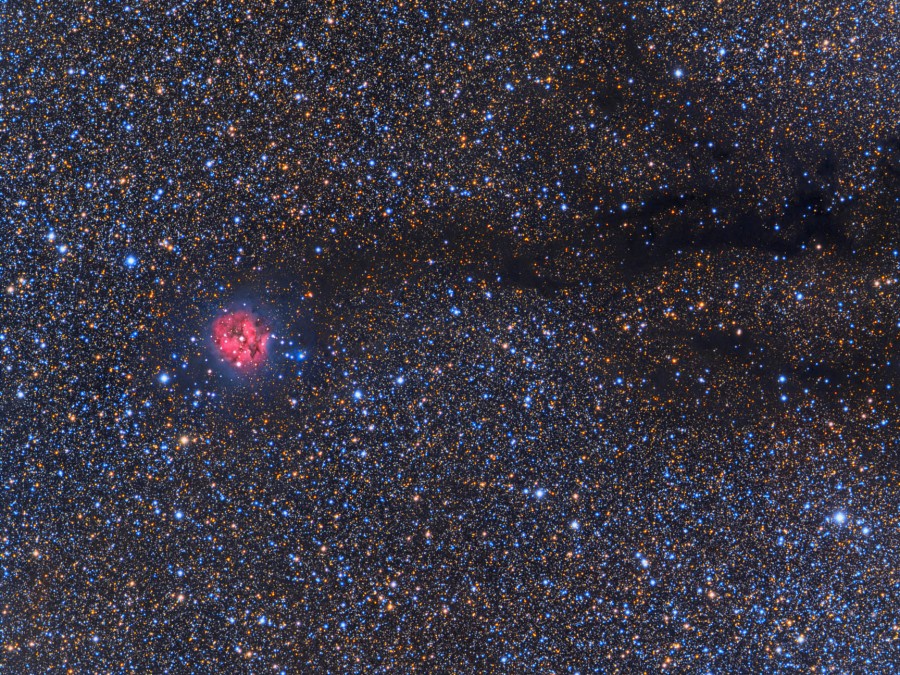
[3,0,900,672]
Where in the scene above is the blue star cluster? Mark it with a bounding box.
[2,0,900,672]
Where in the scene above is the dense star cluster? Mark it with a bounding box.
[2,0,900,672]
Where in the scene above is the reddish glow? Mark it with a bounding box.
[211,310,270,369]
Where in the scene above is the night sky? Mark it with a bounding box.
[3,1,900,672]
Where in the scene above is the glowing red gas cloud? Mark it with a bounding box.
[211,310,270,369]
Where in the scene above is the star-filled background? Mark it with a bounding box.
[2,0,900,672]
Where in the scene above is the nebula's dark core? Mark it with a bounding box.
[211,310,270,369]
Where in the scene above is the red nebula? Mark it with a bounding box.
[211,310,271,369]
